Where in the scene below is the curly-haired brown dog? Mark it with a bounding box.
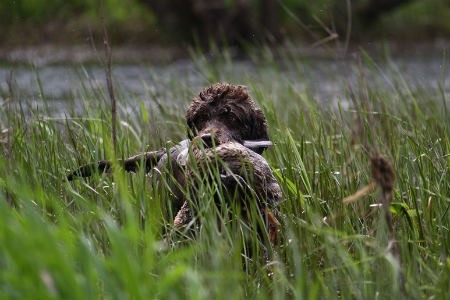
[68,83,281,244]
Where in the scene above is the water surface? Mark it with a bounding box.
[1,48,449,118]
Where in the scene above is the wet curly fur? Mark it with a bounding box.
[186,83,269,152]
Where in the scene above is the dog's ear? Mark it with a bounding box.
[186,96,201,139]
[186,123,195,140]
[186,109,204,140]
[249,107,269,141]
[229,84,269,141]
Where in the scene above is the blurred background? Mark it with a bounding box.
[1,0,449,54]
[1,0,449,116]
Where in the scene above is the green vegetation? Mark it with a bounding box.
[1,0,450,46]
[0,50,449,299]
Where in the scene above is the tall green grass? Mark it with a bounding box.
[0,51,449,299]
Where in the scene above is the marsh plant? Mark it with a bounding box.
[0,50,449,299]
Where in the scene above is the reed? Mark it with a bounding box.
[0,49,448,299]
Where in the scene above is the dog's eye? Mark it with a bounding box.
[219,106,240,123]
[221,106,231,115]
[227,113,238,123]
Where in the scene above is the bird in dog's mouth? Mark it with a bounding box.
[176,134,273,167]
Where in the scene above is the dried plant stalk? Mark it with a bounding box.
[343,181,377,205]
[101,4,118,156]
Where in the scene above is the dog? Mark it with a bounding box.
[68,83,281,244]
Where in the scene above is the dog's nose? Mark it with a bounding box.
[200,133,216,148]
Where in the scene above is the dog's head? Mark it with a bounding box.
[186,83,269,154]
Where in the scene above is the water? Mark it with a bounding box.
[1,48,449,118]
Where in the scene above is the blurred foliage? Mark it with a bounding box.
[0,0,157,45]
[376,0,450,38]
[2,0,85,23]
[0,0,449,46]
[1,0,150,24]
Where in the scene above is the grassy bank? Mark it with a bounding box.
[0,51,449,299]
